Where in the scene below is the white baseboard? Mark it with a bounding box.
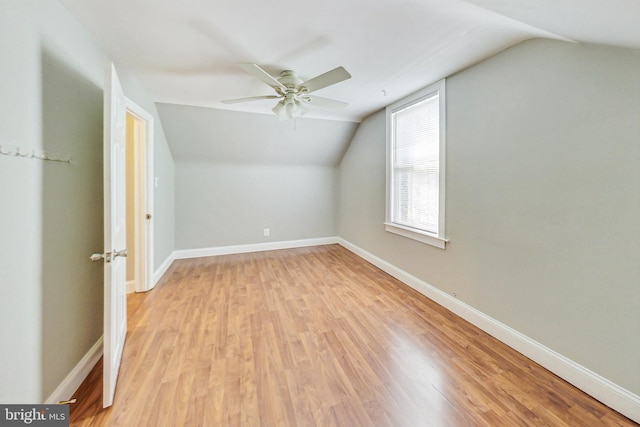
[45,337,103,404]
[173,237,339,260]
[150,237,339,289]
[126,280,135,294]
[153,251,176,287]
[337,238,640,424]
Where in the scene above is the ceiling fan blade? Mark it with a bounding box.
[300,66,351,93]
[307,95,348,109]
[238,63,287,91]
[221,95,280,104]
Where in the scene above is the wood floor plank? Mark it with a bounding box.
[69,245,638,426]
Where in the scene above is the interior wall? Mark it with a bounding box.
[176,163,338,249]
[160,104,355,251]
[338,39,640,395]
[0,0,47,402]
[41,50,104,401]
[0,0,176,402]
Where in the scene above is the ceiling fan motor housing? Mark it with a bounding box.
[278,70,304,89]
[278,71,311,103]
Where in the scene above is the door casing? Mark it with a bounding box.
[125,99,154,293]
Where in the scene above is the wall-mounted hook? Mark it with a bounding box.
[0,144,74,164]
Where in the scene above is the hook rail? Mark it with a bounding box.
[0,145,73,164]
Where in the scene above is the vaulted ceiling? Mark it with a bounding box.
[58,0,639,123]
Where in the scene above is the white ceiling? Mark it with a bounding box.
[58,0,639,122]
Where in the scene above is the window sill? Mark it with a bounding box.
[384,223,448,249]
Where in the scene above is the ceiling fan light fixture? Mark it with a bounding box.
[293,100,308,117]
[272,100,287,120]
[272,98,307,121]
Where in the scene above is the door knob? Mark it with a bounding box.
[90,251,112,263]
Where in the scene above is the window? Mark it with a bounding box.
[385,79,447,249]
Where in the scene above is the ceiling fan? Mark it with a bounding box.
[222,63,351,120]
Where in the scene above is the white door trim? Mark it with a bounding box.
[125,98,154,293]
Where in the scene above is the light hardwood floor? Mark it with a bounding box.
[70,244,637,426]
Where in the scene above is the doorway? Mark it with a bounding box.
[125,100,154,293]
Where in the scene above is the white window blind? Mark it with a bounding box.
[391,94,440,233]
[386,79,447,249]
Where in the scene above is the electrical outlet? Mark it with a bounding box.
[264,228,270,237]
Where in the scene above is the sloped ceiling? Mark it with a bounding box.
[156,103,358,166]
[56,0,639,123]
[462,0,640,49]
[56,0,639,165]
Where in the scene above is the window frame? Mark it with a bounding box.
[385,79,448,249]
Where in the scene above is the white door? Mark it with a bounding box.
[102,63,128,408]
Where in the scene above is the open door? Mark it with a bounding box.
[102,63,128,408]
[124,100,155,294]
